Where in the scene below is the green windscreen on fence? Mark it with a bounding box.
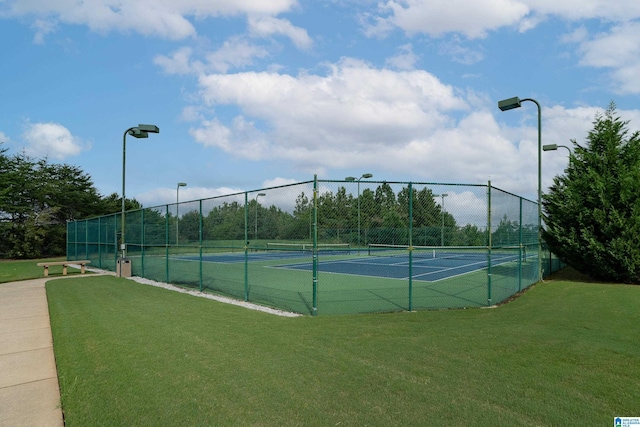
[67,177,563,315]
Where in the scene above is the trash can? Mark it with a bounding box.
[116,257,132,277]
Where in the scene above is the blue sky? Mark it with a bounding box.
[1,0,640,210]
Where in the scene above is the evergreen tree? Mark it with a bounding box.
[0,146,126,258]
[543,102,640,283]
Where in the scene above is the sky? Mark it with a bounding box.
[1,0,640,211]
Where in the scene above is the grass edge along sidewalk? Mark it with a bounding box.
[46,270,640,426]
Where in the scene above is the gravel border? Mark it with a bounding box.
[72,265,302,318]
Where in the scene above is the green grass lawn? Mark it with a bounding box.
[44,268,640,426]
[0,257,86,282]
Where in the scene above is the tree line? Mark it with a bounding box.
[163,183,525,249]
[0,146,139,258]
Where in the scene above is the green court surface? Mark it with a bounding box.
[130,248,537,315]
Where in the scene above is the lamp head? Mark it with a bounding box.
[543,144,558,151]
[177,182,187,187]
[498,97,522,111]
[137,124,160,133]
[129,128,149,139]
[345,177,356,181]
[362,173,373,179]
[258,193,266,197]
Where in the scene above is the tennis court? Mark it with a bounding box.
[182,244,525,283]
[68,178,557,315]
[161,243,532,315]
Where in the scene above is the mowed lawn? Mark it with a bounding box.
[46,270,640,426]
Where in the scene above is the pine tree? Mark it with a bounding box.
[543,102,640,283]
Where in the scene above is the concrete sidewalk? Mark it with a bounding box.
[0,278,64,427]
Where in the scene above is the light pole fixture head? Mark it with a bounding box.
[362,173,373,179]
[129,128,149,139]
[257,192,266,197]
[498,97,522,111]
[137,124,160,133]
[543,144,558,151]
[442,193,448,197]
[177,182,187,187]
[345,177,356,181]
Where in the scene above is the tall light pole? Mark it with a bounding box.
[434,193,448,246]
[176,182,187,245]
[255,193,266,240]
[499,96,542,281]
[345,173,373,249]
[120,124,159,270]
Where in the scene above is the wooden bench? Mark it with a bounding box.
[36,260,92,277]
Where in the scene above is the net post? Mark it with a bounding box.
[312,175,318,316]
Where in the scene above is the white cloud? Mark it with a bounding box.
[262,177,299,188]
[191,58,468,170]
[154,47,199,75]
[573,21,640,93]
[6,0,298,40]
[31,18,56,44]
[524,0,640,22]
[136,185,243,208]
[370,0,530,39]
[438,37,485,65]
[185,57,637,198]
[248,15,313,50]
[366,0,640,40]
[22,122,88,160]
[190,116,269,160]
[154,37,270,75]
[560,26,588,44]
[205,36,270,73]
[385,43,418,70]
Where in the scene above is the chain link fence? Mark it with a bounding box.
[67,177,563,315]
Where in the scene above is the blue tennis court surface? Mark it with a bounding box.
[271,253,520,282]
[180,250,522,283]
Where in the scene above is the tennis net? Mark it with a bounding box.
[367,244,526,262]
[266,242,351,255]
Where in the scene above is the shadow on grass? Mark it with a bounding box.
[545,266,620,284]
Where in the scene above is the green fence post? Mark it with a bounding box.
[84,219,88,260]
[74,220,79,260]
[199,199,203,292]
[312,175,318,316]
[114,214,118,269]
[408,182,413,312]
[98,217,102,268]
[518,197,523,292]
[165,205,169,284]
[487,181,492,306]
[141,209,145,277]
[244,192,249,302]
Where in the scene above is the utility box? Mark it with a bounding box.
[116,257,132,277]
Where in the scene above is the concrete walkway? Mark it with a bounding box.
[0,277,64,427]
